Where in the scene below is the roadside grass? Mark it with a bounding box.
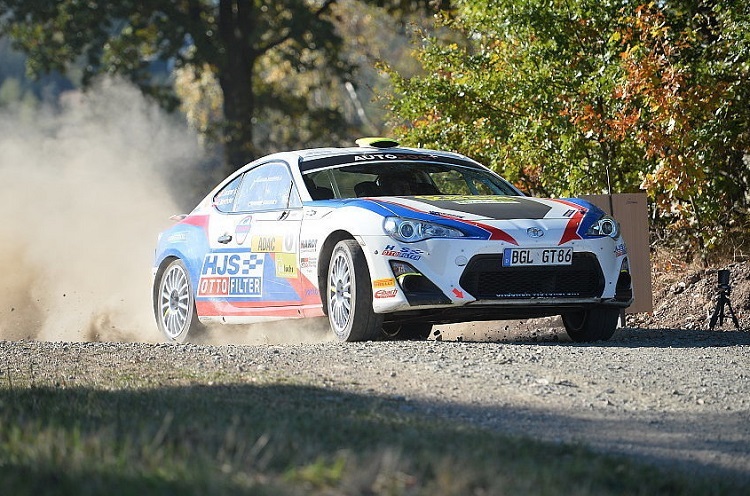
[0,368,741,495]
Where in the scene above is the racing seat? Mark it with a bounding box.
[354,181,381,197]
[377,173,440,196]
[309,185,335,200]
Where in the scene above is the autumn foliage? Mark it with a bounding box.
[385,0,749,258]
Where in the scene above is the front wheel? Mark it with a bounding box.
[327,240,382,341]
[154,259,203,343]
[562,307,619,342]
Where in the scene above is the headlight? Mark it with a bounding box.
[587,215,620,239]
[383,217,465,243]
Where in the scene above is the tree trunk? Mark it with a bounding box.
[218,0,257,177]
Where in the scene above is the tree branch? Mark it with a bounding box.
[257,0,337,54]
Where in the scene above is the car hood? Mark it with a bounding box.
[369,195,592,222]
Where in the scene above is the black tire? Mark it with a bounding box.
[562,307,619,342]
[326,240,382,341]
[382,323,433,340]
[154,259,203,343]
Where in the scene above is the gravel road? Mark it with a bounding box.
[2,324,749,485]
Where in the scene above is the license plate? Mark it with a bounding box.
[503,247,573,267]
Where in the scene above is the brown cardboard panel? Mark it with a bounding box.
[582,194,653,314]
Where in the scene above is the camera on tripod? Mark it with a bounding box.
[717,269,731,291]
[709,269,740,331]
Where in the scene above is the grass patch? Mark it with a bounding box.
[0,367,742,495]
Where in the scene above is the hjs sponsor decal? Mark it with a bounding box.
[198,276,261,297]
[198,252,263,297]
[381,245,423,261]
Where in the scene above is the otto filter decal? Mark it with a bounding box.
[198,252,264,297]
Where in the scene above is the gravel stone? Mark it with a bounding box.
[1,326,749,485]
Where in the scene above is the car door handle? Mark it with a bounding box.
[218,234,232,244]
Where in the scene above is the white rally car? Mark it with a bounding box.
[153,138,632,343]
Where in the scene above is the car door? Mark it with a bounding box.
[200,161,304,321]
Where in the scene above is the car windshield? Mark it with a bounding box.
[302,161,520,200]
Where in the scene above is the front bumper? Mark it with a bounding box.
[362,235,633,317]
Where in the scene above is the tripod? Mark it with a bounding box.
[708,285,740,331]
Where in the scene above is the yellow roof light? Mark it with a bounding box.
[355,137,400,148]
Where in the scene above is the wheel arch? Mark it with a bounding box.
[152,256,179,316]
[317,230,356,316]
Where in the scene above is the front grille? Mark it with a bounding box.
[459,253,604,299]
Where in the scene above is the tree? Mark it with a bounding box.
[0,0,447,176]
[384,0,749,254]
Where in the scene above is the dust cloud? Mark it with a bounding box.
[0,79,204,343]
[0,78,334,345]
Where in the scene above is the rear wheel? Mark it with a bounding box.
[327,240,382,341]
[154,259,203,343]
[562,307,619,342]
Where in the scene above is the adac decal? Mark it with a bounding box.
[373,277,396,288]
[251,235,283,252]
[275,252,298,278]
[251,235,297,253]
[374,288,398,298]
[198,252,263,297]
[382,244,423,261]
[235,216,253,245]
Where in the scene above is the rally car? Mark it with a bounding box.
[153,138,633,343]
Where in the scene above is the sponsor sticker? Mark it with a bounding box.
[251,235,283,252]
[167,232,187,243]
[374,288,398,299]
[382,244,423,261]
[198,252,264,297]
[300,257,317,269]
[275,252,298,278]
[373,278,396,288]
[300,239,318,252]
[235,216,253,245]
[198,276,262,297]
[614,243,627,257]
[250,235,297,253]
[353,153,439,162]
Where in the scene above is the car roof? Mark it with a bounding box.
[290,145,484,172]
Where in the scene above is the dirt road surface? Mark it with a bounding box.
[3,324,748,486]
